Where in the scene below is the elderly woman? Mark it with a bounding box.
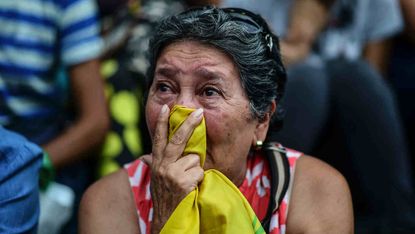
[79,6,353,234]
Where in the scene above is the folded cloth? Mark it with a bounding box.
[162,105,265,233]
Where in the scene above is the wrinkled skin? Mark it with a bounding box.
[144,41,271,233]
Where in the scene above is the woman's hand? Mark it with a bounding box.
[143,105,205,234]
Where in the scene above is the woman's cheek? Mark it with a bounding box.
[145,102,161,138]
[204,110,229,140]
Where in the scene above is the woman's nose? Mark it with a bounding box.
[175,93,199,109]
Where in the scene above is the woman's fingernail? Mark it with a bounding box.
[161,104,168,114]
[193,108,204,118]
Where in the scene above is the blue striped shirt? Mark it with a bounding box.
[0,0,103,132]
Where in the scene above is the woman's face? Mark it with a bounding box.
[146,41,270,185]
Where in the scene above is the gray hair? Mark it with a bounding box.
[146,6,286,129]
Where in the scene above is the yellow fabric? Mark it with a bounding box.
[168,105,206,167]
[161,105,265,234]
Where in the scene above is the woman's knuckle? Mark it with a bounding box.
[170,133,185,145]
[194,169,203,180]
[192,155,201,163]
[185,154,199,164]
[198,167,204,175]
[153,133,163,145]
[164,166,173,176]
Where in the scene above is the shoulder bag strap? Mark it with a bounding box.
[260,142,291,232]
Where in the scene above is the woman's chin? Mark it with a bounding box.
[202,157,214,170]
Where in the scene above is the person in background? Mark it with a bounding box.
[219,0,415,232]
[0,0,109,233]
[96,0,186,177]
[0,127,43,233]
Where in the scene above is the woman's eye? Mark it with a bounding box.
[203,87,220,97]
[156,83,171,93]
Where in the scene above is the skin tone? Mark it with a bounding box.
[43,59,109,168]
[364,40,393,76]
[79,41,353,234]
[143,40,271,233]
[400,0,415,42]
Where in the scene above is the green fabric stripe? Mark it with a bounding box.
[252,217,266,234]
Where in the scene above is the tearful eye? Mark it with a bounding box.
[156,83,171,93]
[203,87,220,97]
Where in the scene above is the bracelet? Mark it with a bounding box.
[39,151,55,191]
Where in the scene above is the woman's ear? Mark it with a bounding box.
[254,101,276,143]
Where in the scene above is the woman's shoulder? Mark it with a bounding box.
[287,155,354,233]
[81,168,132,206]
[79,160,143,233]
[295,155,348,188]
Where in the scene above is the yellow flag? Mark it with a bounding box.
[161,105,265,234]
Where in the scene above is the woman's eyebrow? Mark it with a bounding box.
[195,68,225,81]
[155,67,179,78]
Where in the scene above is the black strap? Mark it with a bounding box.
[260,142,290,233]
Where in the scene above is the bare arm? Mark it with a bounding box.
[286,156,354,233]
[282,0,334,66]
[42,59,109,168]
[79,170,140,234]
[400,0,415,42]
[364,39,393,76]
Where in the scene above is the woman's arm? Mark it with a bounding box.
[286,156,354,233]
[79,170,140,234]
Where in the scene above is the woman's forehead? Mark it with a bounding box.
[157,41,234,64]
[155,41,239,81]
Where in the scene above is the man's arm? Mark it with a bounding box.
[43,59,109,168]
[286,156,354,233]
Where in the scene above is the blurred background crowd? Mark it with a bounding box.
[1,0,414,233]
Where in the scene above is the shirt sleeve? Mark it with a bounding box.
[364,0,404,42]
[0,127,43,233]
[58,0,104,66]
